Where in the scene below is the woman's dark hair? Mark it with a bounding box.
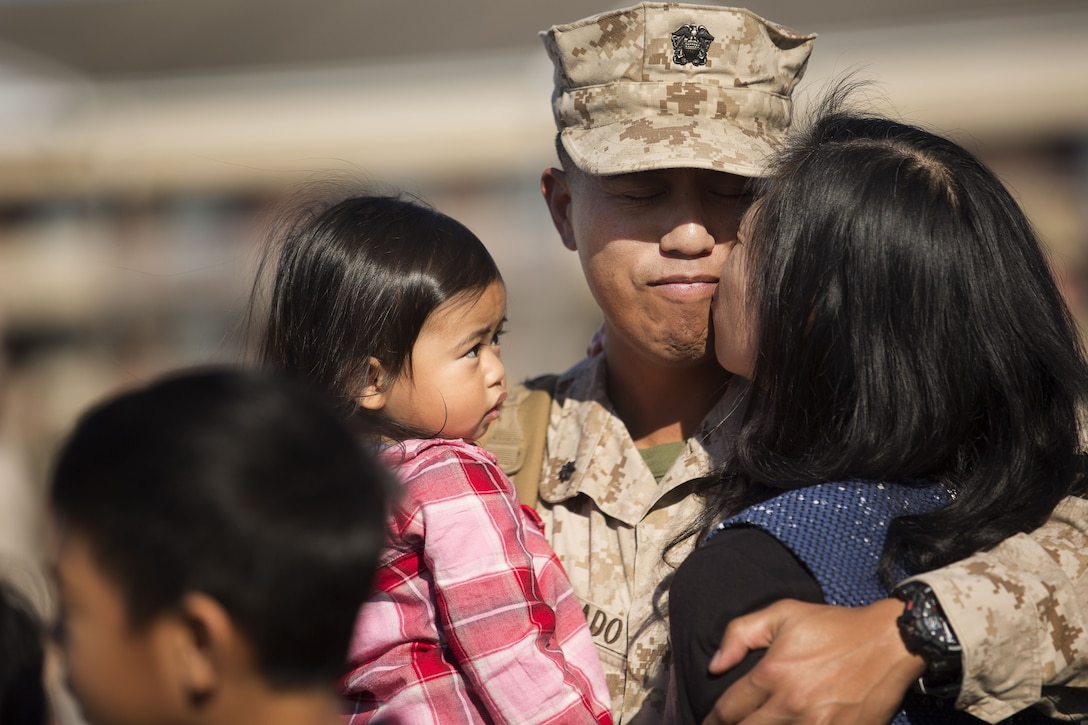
[251,191,503,438]
[695,87,1088,584]
[50,368,391,687]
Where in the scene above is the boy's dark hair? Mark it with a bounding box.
[0,580,47,725]
[50,368,390,687]
[252,191,503,438]
[695,85,1088,585]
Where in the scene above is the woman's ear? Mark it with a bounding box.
[356,357,388,411]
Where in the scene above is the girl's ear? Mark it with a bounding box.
[356,357,388,411]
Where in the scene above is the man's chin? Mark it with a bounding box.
[656,330,716,366]
[624,338,717,368]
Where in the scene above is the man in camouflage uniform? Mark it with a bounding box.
[486,3,1088,724]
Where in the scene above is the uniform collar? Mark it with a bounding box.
[540,355,750,526]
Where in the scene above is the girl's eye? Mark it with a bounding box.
[465,326,505,358]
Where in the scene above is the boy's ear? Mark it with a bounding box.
[356,357,388,411]
[168,592,237,708]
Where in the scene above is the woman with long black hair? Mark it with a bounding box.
[667,89,1088,725]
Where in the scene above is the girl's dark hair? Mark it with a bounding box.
[51,368,391,688]
[251,191,502,438]
[693,87,1088,585]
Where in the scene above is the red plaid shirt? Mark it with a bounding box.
[344,438,612,725]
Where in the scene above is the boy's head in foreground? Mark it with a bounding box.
[48,368,389,725]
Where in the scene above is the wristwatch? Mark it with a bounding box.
[892,580,963,699]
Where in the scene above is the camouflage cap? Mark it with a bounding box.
[542,2,816,177]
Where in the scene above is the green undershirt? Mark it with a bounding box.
[639,441,687,483]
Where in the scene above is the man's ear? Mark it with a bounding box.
[168,592,236,708]
[541,167,577,251]
[356,357,388,411]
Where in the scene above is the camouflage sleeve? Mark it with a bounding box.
[905,495,1088,723]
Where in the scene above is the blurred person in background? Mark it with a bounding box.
[0,578,50,724]
[0,316,75,724]
[0,314,49,619]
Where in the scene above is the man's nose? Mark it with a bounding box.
[660,218,716,257]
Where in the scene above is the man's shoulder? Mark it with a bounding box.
[507,355,596,401]
[493,356,599,423]
[482,371,562,472]
[508,371,562,402]
[479,358,604,506]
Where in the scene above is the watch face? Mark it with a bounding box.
[897,584,958,651]
[913,589,960,654]
[922,609,946,636]
[895,583,962,696]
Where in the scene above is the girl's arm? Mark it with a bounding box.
[412,448,612,725]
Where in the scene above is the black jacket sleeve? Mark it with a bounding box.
[667,526,825,725]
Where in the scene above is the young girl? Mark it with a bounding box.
[666,92,1086,724]
[253,192,612,725]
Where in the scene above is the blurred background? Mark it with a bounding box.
[0,2,1085,720]
[0,0,1086,516]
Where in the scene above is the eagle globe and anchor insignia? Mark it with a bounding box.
[671,23,714,66]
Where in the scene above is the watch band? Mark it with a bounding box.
[893,581,963,699]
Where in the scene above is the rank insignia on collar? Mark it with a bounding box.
[558,460,576,482]
[671,23,714,66]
